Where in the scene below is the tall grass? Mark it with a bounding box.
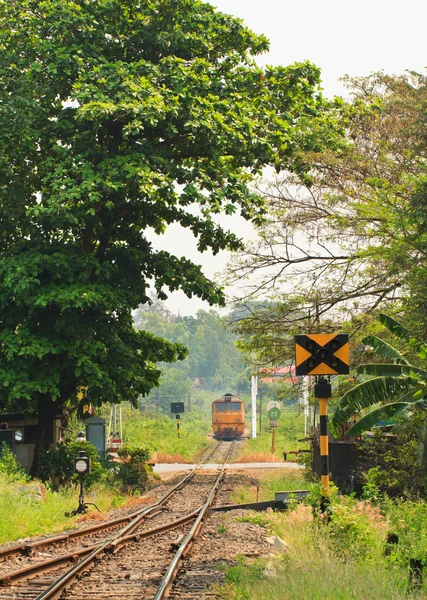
[239,409,306,461]
[218,467,427,600]
[219,504,419,600]
[123,407,214,461]
[230,470,310,505]
[0,475,128,544]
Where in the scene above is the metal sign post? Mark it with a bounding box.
[69,451,99,515]
[267,404,281,455]
[170,403,184,439]
[314,377,332,495]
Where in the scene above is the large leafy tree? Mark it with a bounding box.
[0,0,335,473]
[227,72,427,363]
[135,304,247,395]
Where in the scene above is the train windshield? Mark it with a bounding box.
[214,402,241,411]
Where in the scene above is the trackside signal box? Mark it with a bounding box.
[295,334,349,376]
[170,402,185,414]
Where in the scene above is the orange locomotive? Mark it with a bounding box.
[212,393,245,439]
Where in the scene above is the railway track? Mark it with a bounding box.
[0,440,237,599]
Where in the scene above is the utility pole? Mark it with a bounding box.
[251,375,257,438]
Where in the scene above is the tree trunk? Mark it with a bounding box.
[416,415,427,494]
[30,394,61,478]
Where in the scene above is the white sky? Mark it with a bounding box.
[155,0,427,316]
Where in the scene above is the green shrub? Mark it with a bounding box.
[327,496,385,562]
[0,443,30,482]
[116,445,151,487]
[386,499,427,566]
[39,440,103,488]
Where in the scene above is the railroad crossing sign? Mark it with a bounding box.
[294,334,349,376]
[268,406,281,420]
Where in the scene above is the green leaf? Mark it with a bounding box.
[378,314,412,341]
[362,335,408,364]
[379,314,427,356]
[356,363,427,380]
[331,376,412,426]
[346,402,413,437]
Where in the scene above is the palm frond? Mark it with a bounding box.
[331,376,411,427]
[346,402,412,437]
[362,335,408,364]
[356,363,427,380]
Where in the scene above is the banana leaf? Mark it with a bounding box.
[362,335,408,364]
[356,363,427,380]
[345,402,412,437]
[331,376,411,426]
[379,313,427,356]
[379,314,412,341]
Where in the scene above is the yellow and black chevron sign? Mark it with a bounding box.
[295,334,349,376]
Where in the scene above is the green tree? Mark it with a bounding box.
[0,0,335,474]
[136,305,249,400]
[227,71,427,362]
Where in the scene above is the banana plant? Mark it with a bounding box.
[331,314,427,438]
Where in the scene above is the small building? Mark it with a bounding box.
[0,413,65,470]
[310,423,378,492]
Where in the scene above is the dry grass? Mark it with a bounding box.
[235,452,282,463]
[152,452,190,463]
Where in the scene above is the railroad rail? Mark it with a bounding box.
[0,440,236,599]
[0,439,225,568]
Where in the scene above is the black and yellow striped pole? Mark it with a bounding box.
[315,377,332,495]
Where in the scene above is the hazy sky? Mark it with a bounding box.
[156,0,427,316]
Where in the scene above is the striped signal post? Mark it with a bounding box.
[315,377,332,495]
[294,333,350,503]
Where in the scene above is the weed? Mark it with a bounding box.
[235,513,270,528]
[0,475,130,544]
[0,443,29,482]
[217,524,228,534]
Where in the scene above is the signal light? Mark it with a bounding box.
[318,348,328,360]
[306,340,316,352]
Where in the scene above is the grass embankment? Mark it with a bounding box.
[0,475,132,544]
[123,407,214,462]
[238,410,306,462]
[230,470,312,505]
[218,471,427,599]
